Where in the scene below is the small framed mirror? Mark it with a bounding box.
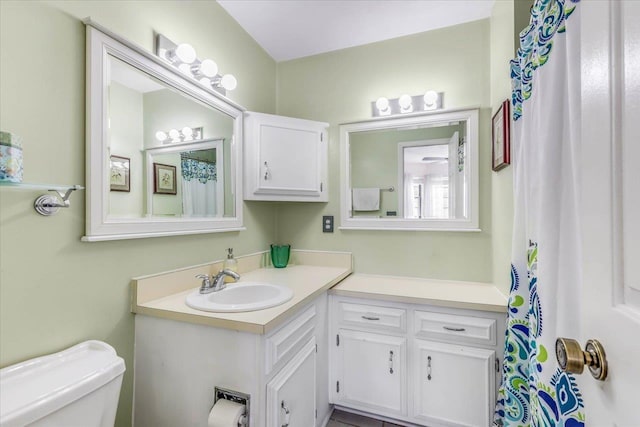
[340,108,479,231]
[84,22,244,241]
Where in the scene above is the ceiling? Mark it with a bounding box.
[217,0,495,62]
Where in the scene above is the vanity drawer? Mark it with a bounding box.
[265,305,316,375]
[338,302,406,333]
[414,311,496,346]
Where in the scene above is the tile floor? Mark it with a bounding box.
[327,409,404,427]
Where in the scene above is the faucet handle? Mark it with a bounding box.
[195,274,211,287]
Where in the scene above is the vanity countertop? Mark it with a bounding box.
[132,250,352,334]
[330,273,508,313]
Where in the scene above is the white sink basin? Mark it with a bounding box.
[185,282,294,313]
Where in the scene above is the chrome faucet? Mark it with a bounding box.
[195,269,240,294]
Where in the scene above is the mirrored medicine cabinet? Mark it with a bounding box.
[340,108,479,231]
[83,21,244,241]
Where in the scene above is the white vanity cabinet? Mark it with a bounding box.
[413,340,495,426]
[244,112,329,202]
[329,295,504,427]
[266,338,317,427]
[335,329,407,415]
[133,296,330,427]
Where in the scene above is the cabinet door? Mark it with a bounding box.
[266,338,316,427]
[245,112,328,201]
[335,329,406,416]
[413,340,495,427]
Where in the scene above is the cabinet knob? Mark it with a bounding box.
[264,161,271,180]
[427,355,432,381]
[389,350,394,374]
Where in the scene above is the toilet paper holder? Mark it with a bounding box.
[214,387,250,426]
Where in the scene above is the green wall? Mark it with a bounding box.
[0,2,277,426]
[275,20,495,282]
[491,0,528,292]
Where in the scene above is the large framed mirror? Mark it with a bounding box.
[84,22,244,241]
[340,108,479,231]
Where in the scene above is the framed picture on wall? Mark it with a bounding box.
[109,155,130,192]
[153,163,177,195]
[492,99,511,171]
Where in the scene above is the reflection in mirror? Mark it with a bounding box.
[85,24,244,241]
[108,55,234,219]
[145,139,224,217]
[340,109,478,231]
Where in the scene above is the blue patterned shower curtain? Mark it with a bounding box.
[495,1,585,426]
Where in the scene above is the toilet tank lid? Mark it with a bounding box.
[0,340,125,426]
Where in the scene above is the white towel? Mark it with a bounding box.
[352,188,380,211]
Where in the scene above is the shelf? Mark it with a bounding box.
[0,182,84,216]
[0,182,84,192]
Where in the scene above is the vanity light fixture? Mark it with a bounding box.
[155,126,203,144]
[371,91,444,117]
[156,34,237,96]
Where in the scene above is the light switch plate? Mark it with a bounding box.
[322,215,334,233]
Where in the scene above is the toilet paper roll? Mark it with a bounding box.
[207,399,245,427]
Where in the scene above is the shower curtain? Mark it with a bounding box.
[181,157,218,217]
[496,1,584,426]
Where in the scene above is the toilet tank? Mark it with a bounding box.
[0,340,125,427]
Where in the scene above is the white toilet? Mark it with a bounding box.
[0,340,125,427]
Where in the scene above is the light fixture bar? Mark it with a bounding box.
[155,126,203,144]
[155,34,237,96]
[371,91,444,117]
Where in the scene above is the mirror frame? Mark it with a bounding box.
[340,108,479,231]
[83,21,245,241]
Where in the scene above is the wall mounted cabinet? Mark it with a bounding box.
[244,112,328,202]
[329,295,504,427]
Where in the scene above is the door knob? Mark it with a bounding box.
[555,338,608,381]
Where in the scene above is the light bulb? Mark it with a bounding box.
[174,43,196,64]
[375,97,390,112]
[178,63,191,75]
[424,90,438,109]
[181,127,193,140]
[155,130,168,141]
[221,74,237,91]
[199,59,218,77]
[199,77,211,86]
[399,94,412,109]
[399,94,414,113]
[169,129,180,141]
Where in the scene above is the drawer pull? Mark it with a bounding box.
[443,326,466,332]
[389,350,394,374]
[361,315,380,321]
[281,400,290,427]
[427,355,432,381]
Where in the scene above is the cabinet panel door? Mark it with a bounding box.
[258,124,321,195]
[266,338,316,427]
[336,329,406,415]
[413,340,494,427]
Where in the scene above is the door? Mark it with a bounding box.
[266,338,316,427]
[578,1,640,424]
[335,329,406,416]
[413,340,494,427]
